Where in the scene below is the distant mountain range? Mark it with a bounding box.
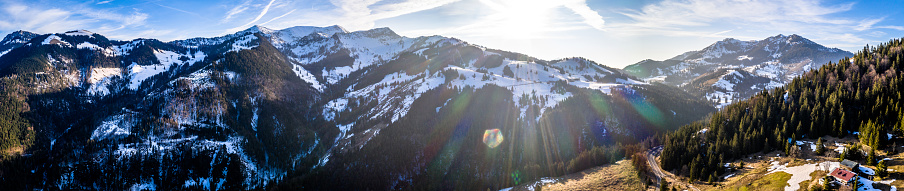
[624,34,853,108]
[0,26,713,190]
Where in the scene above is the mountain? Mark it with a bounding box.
[623,34,853,108]
[658,38,904,184]
[0,26,713,190]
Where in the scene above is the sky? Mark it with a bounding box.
[1,0,903,68]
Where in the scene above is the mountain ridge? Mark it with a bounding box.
[624,34,853,108]
[0,25,713,190]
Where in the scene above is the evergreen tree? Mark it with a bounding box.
[878,159,889,178]
[867,148,877,166]
[815,137,826,155]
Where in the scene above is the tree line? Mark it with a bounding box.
[661,38,904,181]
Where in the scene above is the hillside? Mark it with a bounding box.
[624,35,853,108]
[0,26,714,190]
[659,37,904,188]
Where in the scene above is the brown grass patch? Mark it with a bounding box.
[505,160,647,191]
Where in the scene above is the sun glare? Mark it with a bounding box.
[479,0,561,39]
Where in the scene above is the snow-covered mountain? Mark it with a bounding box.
[0,26,713,190]
[624,34,853,108]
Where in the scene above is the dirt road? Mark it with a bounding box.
[647,146,700,191]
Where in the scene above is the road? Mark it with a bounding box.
[647,146,700,191]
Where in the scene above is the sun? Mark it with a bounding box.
[479,0,561,39]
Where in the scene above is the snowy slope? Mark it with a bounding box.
[624,34,853,108]
[0,25,711,190]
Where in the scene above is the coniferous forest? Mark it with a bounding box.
[2,2,901,189]
[661,38,904,181]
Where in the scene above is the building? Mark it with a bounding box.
[841,159,859,170]
[829,168,857,185]
[840,159,877,180]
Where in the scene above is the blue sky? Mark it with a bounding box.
[1,0,902,68]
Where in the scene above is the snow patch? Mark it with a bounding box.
[859,166,876,176]
[127,49,191,90]
[87,68,122,96]
[89,68,122,84]
[767,161,840,191]
[90,111,137,141]
[42,35,71,46]
[129,180,156,191]
[834,142,847,153]
[292,64,323,91]
[713,70,741,91]
[228,34,259,53]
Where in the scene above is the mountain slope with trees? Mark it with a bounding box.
[660,37,904,182]
[624,35,853,108]
[0,26,714,190]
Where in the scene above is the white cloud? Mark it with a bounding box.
[407,0,605,40]
[0,2,147,35]
[328,0,459,30]
[258,9,296,26]
[226,0,278,32]
[243,0,458,32]
[222,0,252,23]
[619,0,854,30]
[855,18,884,31]
[562,0,605,30]
[607,0,900,49]
[154,3,202,17]
[877,26,904,31]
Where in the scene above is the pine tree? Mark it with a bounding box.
[815,137,826,155]
[868,148,877,166]
[878,159,889,178]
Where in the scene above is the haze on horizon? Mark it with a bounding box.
[1,0,902,68]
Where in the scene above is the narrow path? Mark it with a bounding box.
[647,146,700,191]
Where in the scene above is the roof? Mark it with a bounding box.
[830,168,857,182]
[841,159,859,168]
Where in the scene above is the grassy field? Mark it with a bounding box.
[540,160,648,191]
[506,160,649,191]
[696,136,903,191]
[731,172,792,191]
[705,156,793,191]
[508,136,904,191]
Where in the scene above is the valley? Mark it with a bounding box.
[0,1,902,190]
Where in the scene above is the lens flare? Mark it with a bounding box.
[483,129,504,148]
[511,170,522,184]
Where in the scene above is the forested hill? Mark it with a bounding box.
[660,37,904,181]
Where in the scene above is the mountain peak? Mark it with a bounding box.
[326,25,348,33]
[712,38,747,47]
[278,25,347,37]
[339,27,401,39]
[2,30,39,45]
[721,37,739,42]
[365,27,397,35]
[243,25,273,34]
